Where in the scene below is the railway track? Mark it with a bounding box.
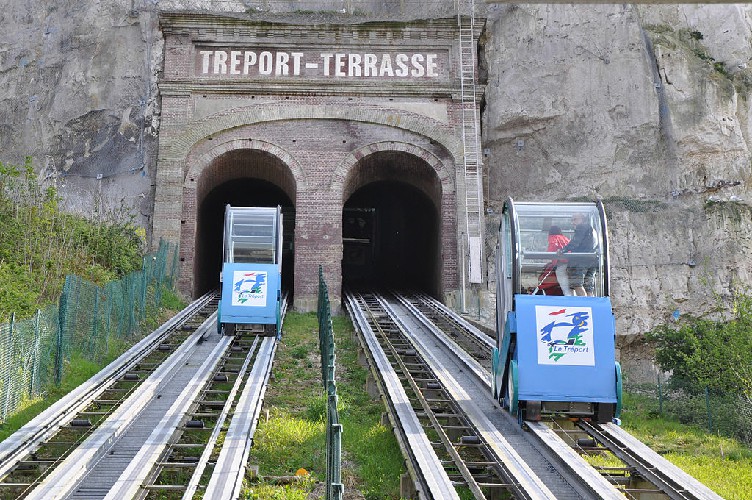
[0,291,284,500]
[346,290,722,500]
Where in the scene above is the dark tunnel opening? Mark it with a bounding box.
[195,178,294,297]
[342,180,439,296]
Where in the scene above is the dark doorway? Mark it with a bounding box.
[343,180,438,295]
[195,178,294,297]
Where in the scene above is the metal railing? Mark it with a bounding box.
[317,266,343,500]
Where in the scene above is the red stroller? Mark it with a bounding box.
[532,262,563,295]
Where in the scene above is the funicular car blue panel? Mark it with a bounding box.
[220,262,280,328]
[513,295,617,404]
[218,206,282,336]
[492,198,622,424]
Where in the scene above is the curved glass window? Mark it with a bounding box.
[499,201,608,299]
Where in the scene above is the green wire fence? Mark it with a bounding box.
[0,240,179,422]
[318,266,343,500]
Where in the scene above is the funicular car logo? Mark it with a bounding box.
[535,305,595,366]
[232,271,268,307]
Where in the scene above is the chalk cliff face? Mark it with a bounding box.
[481,4,752,365]
[0,1,161,222]
[1,2,751,376]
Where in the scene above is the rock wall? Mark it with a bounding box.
[1,2,751,380]
[480,4,752,379]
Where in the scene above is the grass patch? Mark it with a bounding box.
[622,392,752,499]
[244,312,404,499]
[0,354,103,441]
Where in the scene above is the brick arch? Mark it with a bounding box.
[334,141,454,204]
[185,137,307,196]
[336,141,458,296]
[164,104,463,165]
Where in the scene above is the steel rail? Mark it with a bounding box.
[523,421,626,500]
[583,421,724,500]
[203,335,277,498]
[26,311,220,499]
[411,292,495,349]
[137,296,284,498]
[102,314,232,499]
[180,336,261,499]
[345,291,459,500]
[0,291,217,481]
[394,292,489,386]
[380,294,555,500]
[374,296,490,499]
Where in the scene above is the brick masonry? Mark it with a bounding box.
[154,13,482,311]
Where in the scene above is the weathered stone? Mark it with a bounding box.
[2,2,751,382]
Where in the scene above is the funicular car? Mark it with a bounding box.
[491,199,622,424]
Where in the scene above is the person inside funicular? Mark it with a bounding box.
[558,212,598,296]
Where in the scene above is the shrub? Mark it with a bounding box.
[0,157,144,320]
[646,293,752,397]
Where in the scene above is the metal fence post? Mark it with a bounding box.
[55,276,71,385]
[29,309,41,396]
[318,267,343,500]
[2,313,16,421]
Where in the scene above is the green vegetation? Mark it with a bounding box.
[632,292,752,498]
[647,293,752,396]
[0,157,144,321]
[622,392,752,500]
[0,353,102,442]
[0,287,185,441]
[244,312,404,499]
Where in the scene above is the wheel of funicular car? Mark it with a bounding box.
[505,360,519,416]
[217,301,222,335]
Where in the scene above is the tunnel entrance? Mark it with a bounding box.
[193,149,296,298]
[343,180,439,296]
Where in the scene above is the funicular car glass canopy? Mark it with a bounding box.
[497,200,610,335]
[223,207,280,264]
[493,199,619,422]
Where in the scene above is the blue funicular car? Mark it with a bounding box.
[218,205,283,337]
[492,198,622,424]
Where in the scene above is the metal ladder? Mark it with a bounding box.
[457,0,483,283]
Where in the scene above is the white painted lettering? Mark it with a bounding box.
[410,53,425,77]
[348,54,362,77]
[276,52,290,76]
[200,51,213,74]
[395,53,409,77]
[214,51,228,74]
[230,51,242,75]
[258,51,273,75]
[335,53,347,77]
[379,54,394,77]
[426,53,438,77]
[363,53,378,77]
[197,47,443,79]
[320,53,334,76]
[243,51,257,74]
[291,52,304,76]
